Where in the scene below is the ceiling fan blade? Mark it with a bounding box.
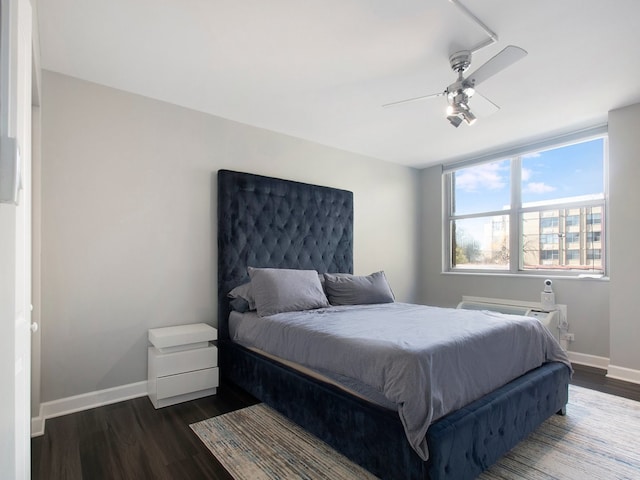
[382,91,444,108]
[466,45,527,87]
[470,91,500,118]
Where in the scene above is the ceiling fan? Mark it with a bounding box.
[384,45,527,127]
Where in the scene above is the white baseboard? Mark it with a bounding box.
[31,380,148,437]
[567,351,610,370]
[567,352,640,385]
[606,364,640,385]
[31,411,45,437]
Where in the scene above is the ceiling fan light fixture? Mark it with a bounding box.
[447,100,476,127]
[447,115,463,128]
[462,109,477,125]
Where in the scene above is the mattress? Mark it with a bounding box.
[230,328,397,410]
[229,302,571,460]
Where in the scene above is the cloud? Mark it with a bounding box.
[521,167,532,182]
[456,162,507,192]
[524,182,556,194]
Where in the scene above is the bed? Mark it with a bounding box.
[217,169,571,480]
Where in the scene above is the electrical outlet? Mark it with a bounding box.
[561,333,575,342]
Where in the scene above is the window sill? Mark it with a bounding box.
[441,271,609,282]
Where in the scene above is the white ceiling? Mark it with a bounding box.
[37,0,640,168]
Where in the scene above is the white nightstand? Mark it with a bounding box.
[147,323,219,409]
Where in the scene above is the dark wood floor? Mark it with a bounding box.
[32,365,640,480]
[569,363,640,402]
[31,382,259,480]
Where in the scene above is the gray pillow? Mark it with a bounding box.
[228,282,255,311]
[248,267,330,317]
[323,271,395,306]
[229,296,251,313]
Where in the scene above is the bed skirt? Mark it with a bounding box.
[220,340,570,480]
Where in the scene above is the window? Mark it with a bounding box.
[587,231,601,243]
[565,232,580,243]
[566,215,580,227]
[586,212,601,225]
[566,249,580,261]
[540,234,558,245]
[445,132,607,275]
[587,250,602,260]
[540,217,559,229]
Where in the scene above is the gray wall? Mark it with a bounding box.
[420,104,640,371]
[38,69,640,404]
[40,71,420,402]
[608,103,640,373]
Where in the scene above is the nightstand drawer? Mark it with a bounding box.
[150,345,217,377]
[156,367,219,400]
[149,323,217,351]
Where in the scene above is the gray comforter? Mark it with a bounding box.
[230,302,571,460]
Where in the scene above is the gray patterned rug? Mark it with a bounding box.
[191,385,640,480]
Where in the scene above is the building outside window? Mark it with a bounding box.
[521,206,603,270]
[444,131,607,276]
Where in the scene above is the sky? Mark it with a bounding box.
[453,137,605,216]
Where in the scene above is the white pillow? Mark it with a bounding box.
[248,267,330,317]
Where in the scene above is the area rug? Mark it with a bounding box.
[190,385,640,480]
[190,401,377,479]
[479,385,640,480]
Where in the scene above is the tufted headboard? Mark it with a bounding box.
[217,170,353,339]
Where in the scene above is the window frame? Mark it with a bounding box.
[442,126,609,277]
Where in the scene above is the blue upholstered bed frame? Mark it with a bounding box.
[217,169,570,480]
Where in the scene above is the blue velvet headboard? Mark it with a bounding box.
[217,170,353,339]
